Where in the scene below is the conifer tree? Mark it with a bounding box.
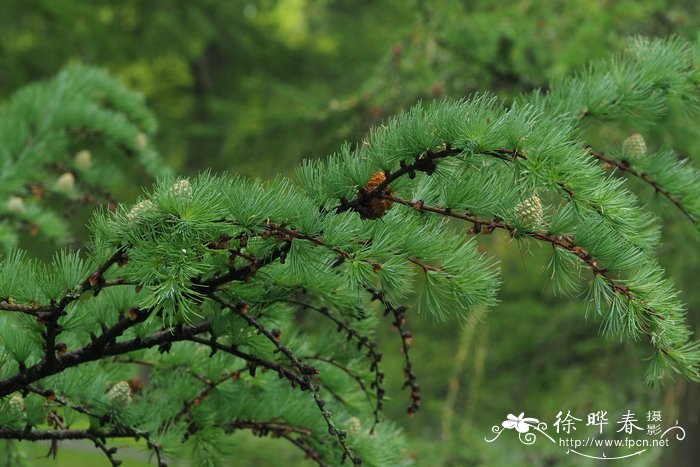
[1,36,700,466]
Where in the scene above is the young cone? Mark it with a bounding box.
[6,197,24,213]
[128,199,156,224]
[169,179,193,202]
[8,395,24,418]
[106,381,132,406]
[55,172,76,194]
[74,150,92,170]
[514,195,544,228]
[622,132,647,162]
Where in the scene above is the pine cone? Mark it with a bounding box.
[514,195,544,228]
[622,132,646,162]
[8,394,24,417]
[6,196,25,213]
[134,132,148,150]
[74,150,92,170]
[56,172,76,194]
[360,171,394,219]
[128,199,156,224]
[346,416,362,434]
[169,179,193,202]
[106,381,132,406]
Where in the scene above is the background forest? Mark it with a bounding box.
[1,0,700,465]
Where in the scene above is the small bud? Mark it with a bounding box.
[127,307,140,320]
[31,184,45,200]
[134,132,148,150]
[8,394,24,417]
[128,378,144,394]
[106,381,132,406]
[622,132,646,162]
[346,416,362,434]
[74,150,92,169]
[514,195,544,228]
[56,172,76,194]
[169,179,193,202]
[6,196,25,213]
[127,199,156,224]
[88,271,102,288]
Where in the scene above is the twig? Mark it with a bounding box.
[369,290,421,416]
[289,299,385,431]
[591,150,696,223]
[0,315,209,397]
[209,294,362,466]
[334,146,462,216]
[226,421,327,467]
[186,335,307,389]
[0,428,143,466]
[385,195,667,329]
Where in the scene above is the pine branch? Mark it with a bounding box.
[226,420,312,437]
[0,429,144,441]
[30,386,167,466]
[3,37,700,466]
[198,241,290,289]
[304,355,372,403]
[383,195,679,353]
[111,357,219,386]
[0,246,127,317]
[334,146,462,217]
[44,160,121,208]
[226,421,327,467]
[0,301,43,317]
[0,314,208,397]
[209,296,317,376]
[186,335,307,388]
[591,150,696,223]
[264,224,385,273]
[288,299,385,431]
[85,434,122,467]
[29,386,101,420]
[170,366,249,427]
[0,428,152,467]
[369,289,421,416]
[209,293,362,466]
[276,433,328,467]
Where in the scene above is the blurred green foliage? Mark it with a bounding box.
[2,0,700,465]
